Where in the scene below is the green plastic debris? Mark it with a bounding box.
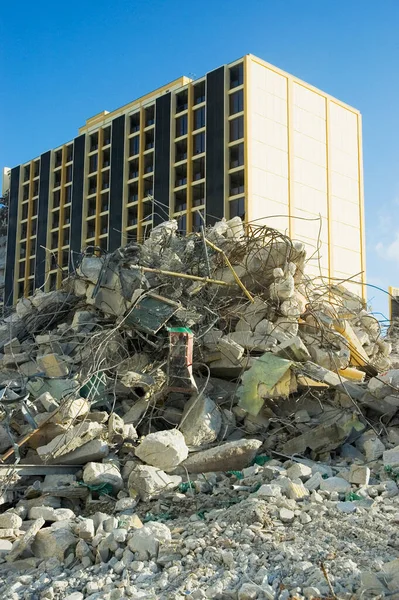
[252,455,271,466]
[143,512,173,523]
[78,481,114,496]
[237,353,293,416]
[179,482,195,493]
[197,510,207,520]
[345,492,362,501]
[80,371,107,402]
[384,465,399,480]
[226,470,244,480]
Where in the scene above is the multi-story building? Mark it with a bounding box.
[2,53,365,306]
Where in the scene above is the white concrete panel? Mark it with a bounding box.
[252,140,288,178]
[252,169,289,204]
[292,209,328,246]
[293,157,327,193]
[293,83,326,118]
[330,171,359,204]
[329,102,358,156]
[251,114,288,152]
[253,90,287,125]
[333,247,362,276]
[249,195,289,232]
[263,65,287,99]
[332,271,363,296]
[331,195,361,227]
[330,147,358,180]
[293,183,328,217]
[293,107,326,142]
[293,130,326,167]
[331,221,361,252]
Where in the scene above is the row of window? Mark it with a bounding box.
[22,180,39,200]
[53,165,73,188]
[89,127,111,153]
[89,149,111,173]
[128,129,154,157]
[23,161,40,182]
[128,106,155,135]
[175,81,206,114]
[54,145,73,168]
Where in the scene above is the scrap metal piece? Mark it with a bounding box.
[167,327,198,393]
[126,293,180,335]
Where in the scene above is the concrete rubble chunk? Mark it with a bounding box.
[175,439,262,474]
[28,507,75,522]
[36,422,104,461]
[32,527,77,561]
[135,429,188,470]
[127,521,171,559]
[37,353,70,377]
[180,395,221,447]
[83,461,123,492]
[320,476,351,494]
[286,463,312,481]
[349,464,370,485]
[6,517,45,562]
[0,513,22,529]
[128,465,182,501]
[273,336,311,361]
[383,445,399,467]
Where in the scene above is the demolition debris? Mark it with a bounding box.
[0,217,398,598]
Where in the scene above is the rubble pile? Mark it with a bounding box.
[0,217,398,598]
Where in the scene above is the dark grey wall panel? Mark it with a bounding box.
[70,134,86,268]
[205,66,225,226]
[34,152,50,288]
[4,166,20,306]
[109,115,125,251]
[154,93,171,226]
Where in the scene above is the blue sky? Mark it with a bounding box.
[1,0,398,318]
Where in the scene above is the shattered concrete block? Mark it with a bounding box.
[78,256,104,284]
[36,422,104,461]
[243,411,270,434]
[4,338,21,355]
[2,352,30,367]
[128,465,181,501]
[256,484,281,498]
[304,472,323,491]
[83,462,123,492]
[37,392,59,413]
[27,378,79,402]
[108,412,127,441]
[123,398,150,425]
[228,331,276,352]
[273,336,310,362]
[284,480,309,500]
[135,429,188,470]
[279,508,295,523]
[52,397,90,424]
[217,337,244,363]
[77,519,95,541]
[286,463,312,481]
[176,439,262,474]
[180,395,221,447]
[0,514,22,530]
[53,439,109,465]
[94,287,128,317]
[383,446,399,467]
[127,521,171,560]
[32,527,77,561]
[37,353,70,378]
[28,507,75,522]
[356,432,385,461]
[6,517,45,562]
[320,477,351,494]
[349,464,370,485]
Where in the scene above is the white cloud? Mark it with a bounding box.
[376,232,399,262]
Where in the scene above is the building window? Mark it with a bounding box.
[176,115,188,138]
[66,145,73,163]
[31,198,38,216]
[193,107,205,131]
[177,214,186,233]
[31,219,37,237]
[20,242,27,258]
[65,185,72,204]
[103,148,110,168]
[87,221,96,239]
[229,197,245,219]
[99,237,108,252]
[128,182,138,203]
[64,206,71,225]
[103,127,111,146]
[62,227,70,247]
[145,105,155,127]
[65,165,73,183]
[54,171,61,187]
[100,215,108,235]
[33,160,40,178]
[52,211,60,229]
[230,90,244,115]
[89,154,98,173]
[129,159,139,180]
[130,113,140,134]
[102,171,110,190]
[230,116,244,142]
[23,185,29,201]
[127,205,138,227]
[55,150,62,168]
[53,190,61,208]
[29,258,35,276]
[230,143,244,169]
[144,153,154,174]
[19,262,25,279]
[230,63,243,89]
[143,201,153,220]
[229,170,245,196]
[88,176,97,195]
[33,181,39,197]
[193,132,205,155]
[22,204,29,220]
[129,136,140,157]
[90,132,98,152]
[18,281,25,298]
[51,231,58,249]
[192,183,205,207]
[193,209,205,232]
[174,189,187,213]
[62,250,69,268]
[49,273,57,291]
[23,165,30,183]
[145,129,154,150]
[50,252,59,269]
[144,177,153,197]
[175,164,187,188]
[87,198,96,217]
[175,139,187,163]
[101,192,109,213]
[21,222,28,239]
[192,157,205,181]
[176,90,188,114]
[194,81,205,105]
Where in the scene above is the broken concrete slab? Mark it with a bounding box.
[180,395,221,447]
[174,439,262,474]
[36,422,104,461]
[128,465,182,501]
[37,353,70,378]
[83,462,123,492]
[135,429,188,470]
[32,527,77,561]
[6,517,45,562]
